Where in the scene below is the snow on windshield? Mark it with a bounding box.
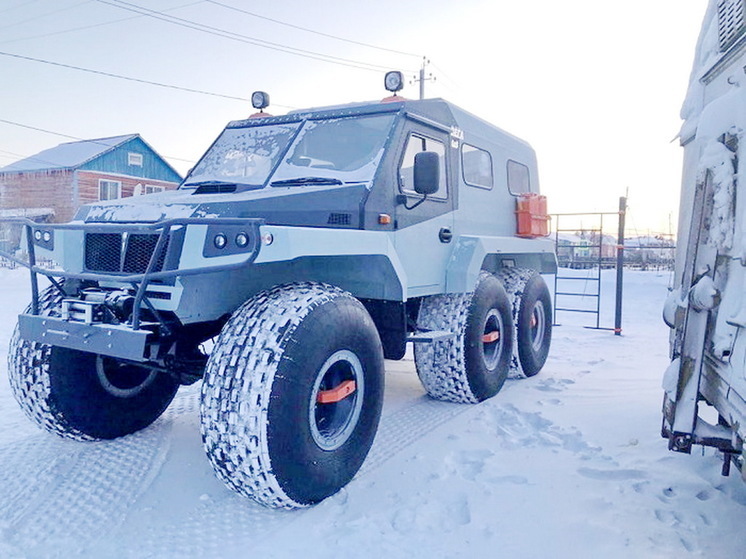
[270,113,394,185]
[184,123,299,187]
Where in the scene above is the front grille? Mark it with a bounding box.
[85,232,168,274]
[85,233,122,272]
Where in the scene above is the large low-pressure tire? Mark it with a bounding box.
[8,284,180,441]
[414,271,514,403]
[498,268,553,378]
[200,282,385,509]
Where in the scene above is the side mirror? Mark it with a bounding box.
[413,151,440,196]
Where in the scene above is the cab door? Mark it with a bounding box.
[393,123,456,297]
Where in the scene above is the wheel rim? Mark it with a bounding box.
[530,300,546,352]
[481,309,504,370]
[309,350,364,451]
[96,356,158,398]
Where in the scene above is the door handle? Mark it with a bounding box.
[439,227,453,243]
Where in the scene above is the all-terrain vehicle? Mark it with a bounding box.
[1,72,556,508]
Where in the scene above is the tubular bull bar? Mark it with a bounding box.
[0,217,264,361]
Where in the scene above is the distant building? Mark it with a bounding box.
[0,134,182,223]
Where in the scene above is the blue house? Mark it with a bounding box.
[0,134,182,222]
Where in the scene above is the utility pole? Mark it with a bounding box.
[414,57,435,99]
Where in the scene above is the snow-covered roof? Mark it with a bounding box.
[0,207,54,218]
[0,134,137,172]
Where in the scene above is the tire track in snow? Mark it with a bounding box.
[117,379,475,557]
[0,420,172,558]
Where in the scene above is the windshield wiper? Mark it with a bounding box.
[270,177,344,187]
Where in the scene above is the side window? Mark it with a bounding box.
[507,160,530,195]
[99,179,122,201]
[398,133,447,199]
[462,144,493,189]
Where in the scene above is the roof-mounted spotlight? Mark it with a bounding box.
[250,91,272,118]
[251,91,270,110]
[384,71,404,93]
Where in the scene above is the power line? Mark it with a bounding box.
[0,148,64,169]
[0,50,295,109]
[0,1,92,32]
[94,0,409,73]
[0,1,204,45]
[204,0,422,59]
[0,0,42,16]
[0,118,195,164]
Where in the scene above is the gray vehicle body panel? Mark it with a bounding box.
[1,96,556,360]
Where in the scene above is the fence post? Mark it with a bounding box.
[614,196,626,335]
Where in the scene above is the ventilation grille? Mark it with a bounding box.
[718,0,746,51]
[192,183,237,194]
[327,213,352,226]
[85,232,168,274]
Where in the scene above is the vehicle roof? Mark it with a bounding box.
[226,97,534,153]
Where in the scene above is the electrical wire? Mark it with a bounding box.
[0,1,92,31]
[0,118,195,164]
[0,50,256,102]
[94,0,412,73]
[204,0,422,59]
[0,1,204,45]
[0,0,42,16]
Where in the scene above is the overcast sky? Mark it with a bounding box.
[0,0,706,235]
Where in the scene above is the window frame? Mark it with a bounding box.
[397,131,449,201]
[144,184,165,194]
[461,143,494,190]
[506,159,531,196]
[98,179,122,201]
[128,152,144,167]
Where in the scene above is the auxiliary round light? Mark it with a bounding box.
[251,91,270,110]
[42,231,51,242]
[34,230,42,241]
[384,71,404,93]
[235,232,249,248]
[261,233,274,246]
[214,233,228,249]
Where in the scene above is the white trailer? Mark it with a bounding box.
[664,0,746,476]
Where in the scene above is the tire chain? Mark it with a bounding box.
[200,282,348,509]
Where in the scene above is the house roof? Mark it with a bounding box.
[0,134,138,172]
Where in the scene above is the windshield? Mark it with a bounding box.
[270,113,394,185]
[183,122,300,188]
[182,113,395,190]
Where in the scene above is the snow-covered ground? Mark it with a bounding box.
[1,267,745,558]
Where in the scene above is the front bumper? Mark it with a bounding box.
[19,313,152,361]
[1,217,265,356]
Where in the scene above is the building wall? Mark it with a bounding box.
[0,169,180,223]
[0,169,73,221]
[79,137,183,183]
[76,171,179,210]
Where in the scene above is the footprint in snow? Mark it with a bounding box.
[576,467,646,481]
[535,378,575,393]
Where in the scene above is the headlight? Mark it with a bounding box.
[42,231,52,242]
[34,230,42,241]
[235,232,249,247]
[214,233,227,249]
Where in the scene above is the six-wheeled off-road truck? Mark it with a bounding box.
[1,75,556,508]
